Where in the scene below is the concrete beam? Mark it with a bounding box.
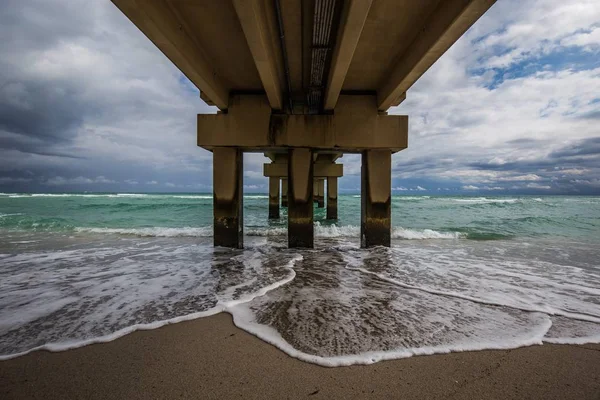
[264,162,342,178]
[288,148,313,248]
[324,0,373,110]
[198,95,408,152]
[112,0,229,110]
[390,92,407,108]
[315,153,343,163]
[213,148,243,248]
[233,0,283,110]
[377,0,496,111]
[361,150,391,247]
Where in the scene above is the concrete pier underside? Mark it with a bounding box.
[112,0,495,248]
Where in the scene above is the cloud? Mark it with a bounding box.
[243,184,264,190]
[0,0,599,194]
[526,183,552,189]
[0,177,32,184]
[387,0,600,194]
[45,176,116,185]
[560,27,600,50]
[0,0,215,192]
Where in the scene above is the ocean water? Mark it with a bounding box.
[0,193,599,366]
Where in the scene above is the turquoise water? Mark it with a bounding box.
[1,193,599,241]
[1,193,599,365]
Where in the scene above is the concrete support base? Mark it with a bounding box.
[281,178,288,207]
[327,177,338,220]
[361,150,391,247]
[213,148,243,248]
[314,179,325,208]
[288,148,313,248]
[268,177,279,219]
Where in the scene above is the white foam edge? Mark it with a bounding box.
[0,254,302,361]
[228,305,553,367]
[543,334,600,345]
[74,226,213,237]
[73,225,464,240]
[2,253,597,366]
[0,307,223,361]
[346,266,600,324]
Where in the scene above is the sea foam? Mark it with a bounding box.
[74,224,464,240]
[1,237,598,366]
[75,226,213,237]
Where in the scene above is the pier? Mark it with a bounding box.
[112,0,495,248]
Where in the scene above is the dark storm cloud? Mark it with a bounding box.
[388,135,600,194]
[505,138,552,148]
[0,0,184,154]
[0,79,87,148]
[549,137,600,158]
[461,138,600,173]
[0,0,219,192]
[0,0,102,155]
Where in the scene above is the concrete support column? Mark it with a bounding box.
[288,148,313,248]
[281,178,288,207]
[361,150,391,247]
[268,177,280,219]
[315,179,325,208]
[327,177,338,220]
[213,147,243,248]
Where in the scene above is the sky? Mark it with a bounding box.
[0,0,599,195]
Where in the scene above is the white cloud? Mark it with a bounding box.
[526,183,552,189]
[497,174,542,182]
[560,27,600,50]
[243,184,263,190]
[45,175,115,185]
[482,186,505,191]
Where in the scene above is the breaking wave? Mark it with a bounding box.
[74,225,464,240]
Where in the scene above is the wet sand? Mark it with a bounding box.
[1,313,599,399]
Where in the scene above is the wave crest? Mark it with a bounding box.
[74,224,463,240]
[75,227,213,237]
